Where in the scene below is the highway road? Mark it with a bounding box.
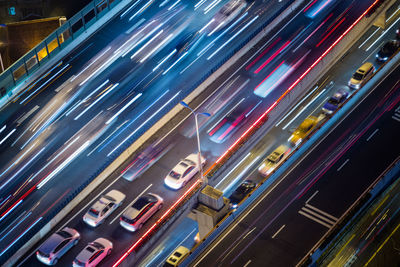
[0,0,294,261]
[191,47,400,267]
[15,0,397,266]
[323,167,400,267]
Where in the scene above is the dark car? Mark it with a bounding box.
[228,180,256,209]
[175,31,205,56]
[322,89,349,115]
[209,99,257,143]
[376,40,400,62]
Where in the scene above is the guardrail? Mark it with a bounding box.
[0,0,123,108]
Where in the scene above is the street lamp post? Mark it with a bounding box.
[180,101,211,185]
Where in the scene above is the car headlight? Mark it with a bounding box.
[164,179,182,189]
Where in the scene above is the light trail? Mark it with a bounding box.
[107,91,180,156]
[106,93,142,125]
[74,83,119,120]
[0,128,16,145]
[19,64,70,105]
[131,30,164,59]
[129,0,155,21]
[140,33,174,63]
[153,49,177,72]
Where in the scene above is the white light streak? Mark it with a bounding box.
[107,91,180,156]
[131,29,164,59]
[0,128,16,145]
[153,49,177,72]
[106,93,142,125]
[71,47,111,82]
[162,52,188,75]
[199,18,215,33]
[74,83,119,121]
[208,15,258,60]
[140,33,174,63]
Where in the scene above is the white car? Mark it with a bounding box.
[120,193,163,232]
[73,238,112,267]
[164,154,206,190]
[83,190,125,227]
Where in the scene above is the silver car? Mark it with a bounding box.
[73,238,113,267]
[120,193,163,232]
[83,189,126,227]
[36,227,80,265]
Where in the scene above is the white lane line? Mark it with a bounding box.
[0,128,16,145]
[109,183,153,224]
[305,190,319,204]
[336,158,349,172]
[305,203,338,221]
[244,260,252,267]
[301,207,336,225]
[16,105,40,125]
[363,42,383,63]
[366,128,379,141]
[0,125,5,133]
[298,210,332,228]
[393,114,400,122]
[271,224,285,239]
[218,226,257,264]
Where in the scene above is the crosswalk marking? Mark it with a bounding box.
[299,204,338,229]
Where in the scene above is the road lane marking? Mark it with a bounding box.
[271,224,285,239]
[244,260,252,267]
[305,203,338,221]
[298,210,332,228]
[306,190,319,204]
[301,207,336,225]
[219,227,257,264]
[16,105,40,125]
[366,128,379,141]
[337,159,349,172]
[109,183,153,224]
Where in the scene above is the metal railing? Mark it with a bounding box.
[0,0,119,100]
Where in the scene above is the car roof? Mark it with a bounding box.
[39,232,65,254]
[357,62,373,73]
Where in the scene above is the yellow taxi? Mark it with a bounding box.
[258,145,290,176]
[288,115,318,146]
[165,246,190,267]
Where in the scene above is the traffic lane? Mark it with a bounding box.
[192,54,400,267]
[19,134,209,266]
[4,0,294,260]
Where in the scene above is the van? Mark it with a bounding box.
[348,62,375,89]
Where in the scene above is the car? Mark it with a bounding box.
[208,99,257,143]
[348,62,375,89]
[207,0,247,35]
[321,89,349,115]
[73,238,112,267]
[120,193,163,232]
[83,190,126,227]
[122,140,172,181]
[164,153,206,190]
[288,115,318,146]
[228,180,256,209]
[36,227,80,265]
[258,145,291,176]
[164,246,190,267]
[174,31,205,56]
[376,40,400,62]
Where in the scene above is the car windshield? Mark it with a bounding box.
[173,251,182,257]
[179,161,188,168]
[57,230,72,239]
[88,208,99,217]
[169,170,181,179]
[352,72,364,81]
[102,195,116,202]
[132,197,150,210]
[91,242,105,250]
[184,159,196,165]
[86,246,96,253]
[328,97,339,105]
